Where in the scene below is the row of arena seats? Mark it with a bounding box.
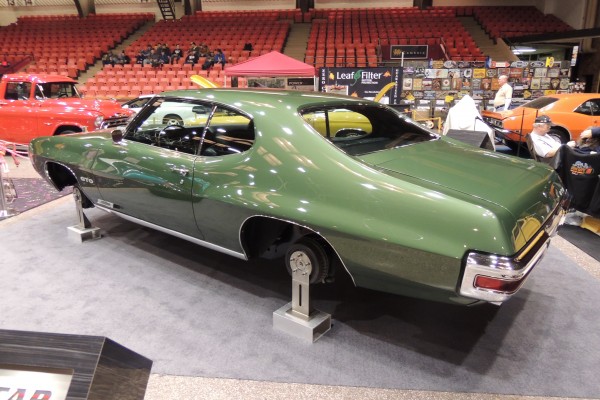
[79,67,248,100]
[472,6,573,40]
[305,8,486,63]
[2,13,154,78]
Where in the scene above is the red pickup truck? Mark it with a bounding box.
[0,73,133,144]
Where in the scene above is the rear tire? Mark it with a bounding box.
[285,237,330,284]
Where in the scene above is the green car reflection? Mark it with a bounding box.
[30,88,566,306]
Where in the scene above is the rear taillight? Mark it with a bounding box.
[474,275,522,293]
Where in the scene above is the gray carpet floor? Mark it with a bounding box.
[1,197,599,398]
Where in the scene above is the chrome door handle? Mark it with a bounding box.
[170,166,189,176]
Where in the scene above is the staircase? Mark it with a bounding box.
[458,16,518,62]
[283,22,311,62]
[157,0,176,20]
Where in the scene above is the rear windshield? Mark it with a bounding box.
[300,105,437,156]
[521,97,559,110]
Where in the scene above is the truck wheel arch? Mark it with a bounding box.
[54,125,83,135]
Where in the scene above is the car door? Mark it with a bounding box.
[92,97,204,238]
[190,105,257,253]
[0,81,38,143]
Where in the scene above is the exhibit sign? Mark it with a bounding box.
[319,67,403,104]
[0,365,73,400]
[390,45,428,60]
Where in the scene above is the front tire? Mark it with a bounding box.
[285,237,330,284]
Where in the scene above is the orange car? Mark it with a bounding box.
[482,93,600,148]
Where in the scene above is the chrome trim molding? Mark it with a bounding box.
[459,201,564,303]
[96,205,248,260]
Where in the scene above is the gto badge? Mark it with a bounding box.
[80,176,94,185]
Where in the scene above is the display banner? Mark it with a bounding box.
[319,67,403,104]
[390,45,428,60]
[0,365,73,400]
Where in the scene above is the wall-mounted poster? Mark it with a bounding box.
[441,78,451,90]
[461,78,472,89]
[540,77,551,89]
[481,78,492,90]
[451,77,462,90]
[447,69,461,79]
[547,68,560,77]
[413,78,423,90]
[473,68,486,78]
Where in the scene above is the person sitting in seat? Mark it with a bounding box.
[576,127,600,154]
[529,115,575,159]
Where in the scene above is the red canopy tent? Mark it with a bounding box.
[223,51,316,87]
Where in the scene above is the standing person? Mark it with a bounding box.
[493,74,513,111]
[529,115,575,158]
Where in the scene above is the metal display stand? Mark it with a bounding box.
[273,256,331,342]
[0,166,18,219]
[67,187,101,242]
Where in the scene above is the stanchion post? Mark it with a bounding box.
[0,166,18,219]
[273,254,331,342]
[67,187,101,242]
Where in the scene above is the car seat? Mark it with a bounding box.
[557,145,600,218]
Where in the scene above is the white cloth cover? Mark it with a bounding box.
[443,95,495,150]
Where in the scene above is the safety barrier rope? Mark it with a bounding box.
[0,140,28,168]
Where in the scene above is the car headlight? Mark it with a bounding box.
[94,115,104,129]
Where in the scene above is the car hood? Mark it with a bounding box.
[45,98,130,116]
[358,138,563,223]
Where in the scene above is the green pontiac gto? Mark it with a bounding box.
[30,89,566,306]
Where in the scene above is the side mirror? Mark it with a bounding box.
[111,129,124,143]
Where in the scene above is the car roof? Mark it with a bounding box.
[159,88,376,110]
[526,93,600,110]
[1,73,78,84]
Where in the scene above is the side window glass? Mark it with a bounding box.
[574,100,600,116]
[589,100,600,116]
[5,82,31,100]
[201,106,254,157]
[302,109,372,138]
[126,98,208,155]
[301,106,434,156]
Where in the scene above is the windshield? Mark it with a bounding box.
[520,96,559,110]
[300,105,437,156]
[36,82,80,99]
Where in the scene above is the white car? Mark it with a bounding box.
[122,95,210,126]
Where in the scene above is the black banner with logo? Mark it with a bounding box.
[390,45,428,59]
[318,67,403,105]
